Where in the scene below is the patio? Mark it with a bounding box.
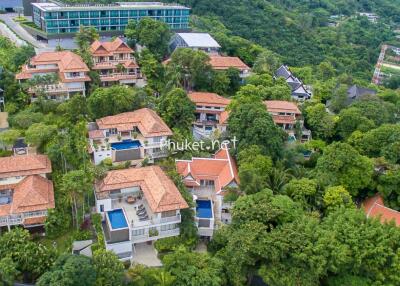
[112,198,154,228]
[132,242,162,267]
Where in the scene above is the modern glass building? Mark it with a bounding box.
[31,1,190,35]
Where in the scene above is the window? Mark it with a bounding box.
[100,205,104,212]
[110,10,119,17]
[200,180,214,186]
[161,210,176,218]
[161,224,177,231]
[133,228,145,236]
[153,136,162,143]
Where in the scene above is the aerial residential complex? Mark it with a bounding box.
[31,1,190,37]
[90,37,145,87]
[189,92,230,140]
[0,155,54,231]
[88,108,172,165]
[16,51,90,101]
[176,148,239,237]
[95,165,188,260]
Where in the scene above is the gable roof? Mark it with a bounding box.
[363,194,400,226]
[347,85,377,99]
[188,92,231,108]
[96,108,173,137]
[0,175,54,216]
[0,155,52,179]
[176,148,239,195]
[96,166,188,213]
[31,51,89,72]
[264,100,301,114]
[90,38,133,55]
[275,65,291,79]
[209,56,249,71]
[176,33,221,48]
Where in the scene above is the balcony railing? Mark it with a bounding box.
[131,228,180,242]
[131,213,181,230]
[29,84,84,94]
[0,210,48,226]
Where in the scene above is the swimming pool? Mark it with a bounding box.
[111,139,142,150]
[107,209,128,230]
[196,200,213,219]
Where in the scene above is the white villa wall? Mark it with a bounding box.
[93,149,112,165]
[96,198,112,213]
[105,240,133,260]
[36,64,58,69]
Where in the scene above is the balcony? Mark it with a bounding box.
[131,228,180,243]
[28,84,84,94]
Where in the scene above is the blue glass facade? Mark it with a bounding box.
[32,3,190,34]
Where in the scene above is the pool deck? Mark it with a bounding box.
[112,199,154,228]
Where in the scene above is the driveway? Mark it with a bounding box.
[132,242,162,267]
[0,13,53,52]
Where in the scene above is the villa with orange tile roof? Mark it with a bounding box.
[176,148,239,237]
[0,154,54,231]
[264,100,311,142]
[189,92,231,139]
[88,108,173,165]
[90,38,146,87]
[16,51,90,101]
[95,165,188,260]
[363,194,400,226]
[208,55,251,80]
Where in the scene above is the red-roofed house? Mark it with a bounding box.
[209,55,251,80]
[0,155,54,231]
[90,38,146,87]
[88,108,173,165]
[363,194,400,226]
[16,51,90,101]
[95,165,188,260]
[264,100,311,142]
[188,92,231,139]
[176,148,239,237]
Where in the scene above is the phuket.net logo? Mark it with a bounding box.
[161,137,238,152]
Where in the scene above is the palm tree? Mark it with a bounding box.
[153,271,176,286]
[266,162,293,193]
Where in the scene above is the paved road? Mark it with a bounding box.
[0,13,53,53]
[0,22,26,47]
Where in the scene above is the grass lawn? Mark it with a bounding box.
[13,16,27,22]
[36,230,75,255]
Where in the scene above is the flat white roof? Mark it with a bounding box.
[177,33,221,48]
[32,1,189,12]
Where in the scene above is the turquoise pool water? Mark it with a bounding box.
[107,209,128,229]
[111,139,142,150]
[196,200,213,219]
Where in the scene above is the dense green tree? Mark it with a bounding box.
[157,88,195,132]
[351,96,396,126]
[56,95,89,123]
[305,103,335,140]
[163,247,225,286]
[377,167,400,210]
[314,142,373,195]
[0,257,19,286]
[25,123,57,149]
[138,48,166,92]
[9,110,44,129]
[0,129,21,149]
[323,185,354,211]
[87,85,150,119]
[336,107,375,139]
[37,254,96,286]
[126,18,171,59]
[166,48,212,90]
[92,249,124,286]
[237,145,273,194]
[74,26,99,50]
[284,178,318,209]
[228,94,285,158]
[232,189,303,227]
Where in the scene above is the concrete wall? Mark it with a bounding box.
[114,148,141,162]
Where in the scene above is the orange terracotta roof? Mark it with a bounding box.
[89,130,105,139]
[363,194,400,226]
[90,38,133,55]
[23,216,47,226]
[208,56,249,71]
[264,100,301,114]
[0,155,52,179]
[31,51,89,72]
[96,108,173,137]
[272,115,296,125]
[96,166,188,213]
[219,110,229,125]
[189,92,231,108]
[176,148,239,195]
[123,60,139,68]
[11,175,54,214]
